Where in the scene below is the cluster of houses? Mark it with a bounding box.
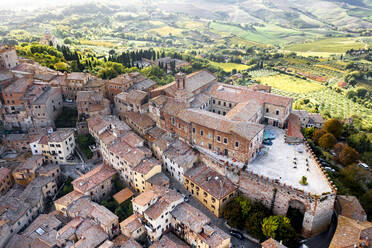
[1,44,371,248]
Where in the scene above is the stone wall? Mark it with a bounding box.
[239,170,336,237]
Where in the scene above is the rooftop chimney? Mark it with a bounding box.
[175,72,186,90]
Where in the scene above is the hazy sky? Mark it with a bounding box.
[0,0,98,10]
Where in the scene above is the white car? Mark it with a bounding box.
[65,99,73,103]
[324,167,335,172]
[358,162,369,170]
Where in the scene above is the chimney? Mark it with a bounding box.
[175,72,186,90]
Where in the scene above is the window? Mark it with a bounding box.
[218,101,221,105]
[229,103,232,108]
[192,128,196,133]
[276,110,279,115]
[208,144,212,149]
[204,192,208,197]
[208,132,212,139]
[200,130,204,136]
[223,138,228,144]
[235,141,239,148]
[217,136,221,142]
[171,117,175,126]
[223,102,226,106]
[266,108,269,113]
[178,123,181,129]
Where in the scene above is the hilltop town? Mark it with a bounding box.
[0,43,371,248]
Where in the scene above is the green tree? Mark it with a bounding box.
[323,119,343,138]
[313,129,327,144]
[303,127,315,140]
[318,133,337,149]
[339,145,359,166]
[361,189,372,221]
[54,62,69,72]
[262,216,279,239]
[299,176,308,185]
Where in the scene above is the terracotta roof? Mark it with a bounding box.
[171,202,210,233]
[54,191,85,209]
[3,77,32,93]
[337,195,367,222]
[76,90,103,103]
[150,95,168,107]
[178,108,264,141]
[185,163,237,200]
[144,189,183,220]
[48,129,74,143]
[126,89,148,104]
[147,172,169,187]
[225,100,261,122]
[329,215,372,248]
[261,238,288,248]
[113,188,134,204]
[125,111,155,130]
[67,198,118,227]
[132,187,166,207]
[150,233,189,248]
[120,214,142,233]
[72,164,116,194]
[67,72,87,81]
[108,139,146,167]
[121,238,142,248]
[133,158,160,175]
[201,224,230,247]
[208,83,292,107]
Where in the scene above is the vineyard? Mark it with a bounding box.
[242,70,372,129]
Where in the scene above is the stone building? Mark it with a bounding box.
[0,46,19,70]
[150,71,292,164]
[31,87,63,128]
[293,110,324,129]
[76,90,110,118]
[132,158,162,193]
[72,163,116,202]
[0,167,13,195]
[12,155,44,186]
[162,139,198,183]
[120,214,145,240]
[38,129,75,164]
[171,202,230,248]
[184,163,237,218]
[115,89,149,115]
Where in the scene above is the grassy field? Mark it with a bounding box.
[148,26,184,36]
[284,37,366,54]
[210,22,310,45]
[209,61,250,72]
[80,39,115,48]
[253,74,325,94]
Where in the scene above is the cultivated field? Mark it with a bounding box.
[284,37,367,54]
[209,61,251,72]
[253,74,325,94]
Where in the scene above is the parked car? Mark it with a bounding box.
[321,161,330,167]
[324,167,335,172]
[358,162,369,170]
[230,230,244,240]
[65,99,73,103]
[184,196,189,202]
[263,140,273,146]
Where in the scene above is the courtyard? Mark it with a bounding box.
[248,126,332,195]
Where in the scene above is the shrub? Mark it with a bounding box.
[299,176,308,185]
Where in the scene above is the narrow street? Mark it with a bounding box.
[165,171,258,248]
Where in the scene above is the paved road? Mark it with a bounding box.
[165,171,258,248]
